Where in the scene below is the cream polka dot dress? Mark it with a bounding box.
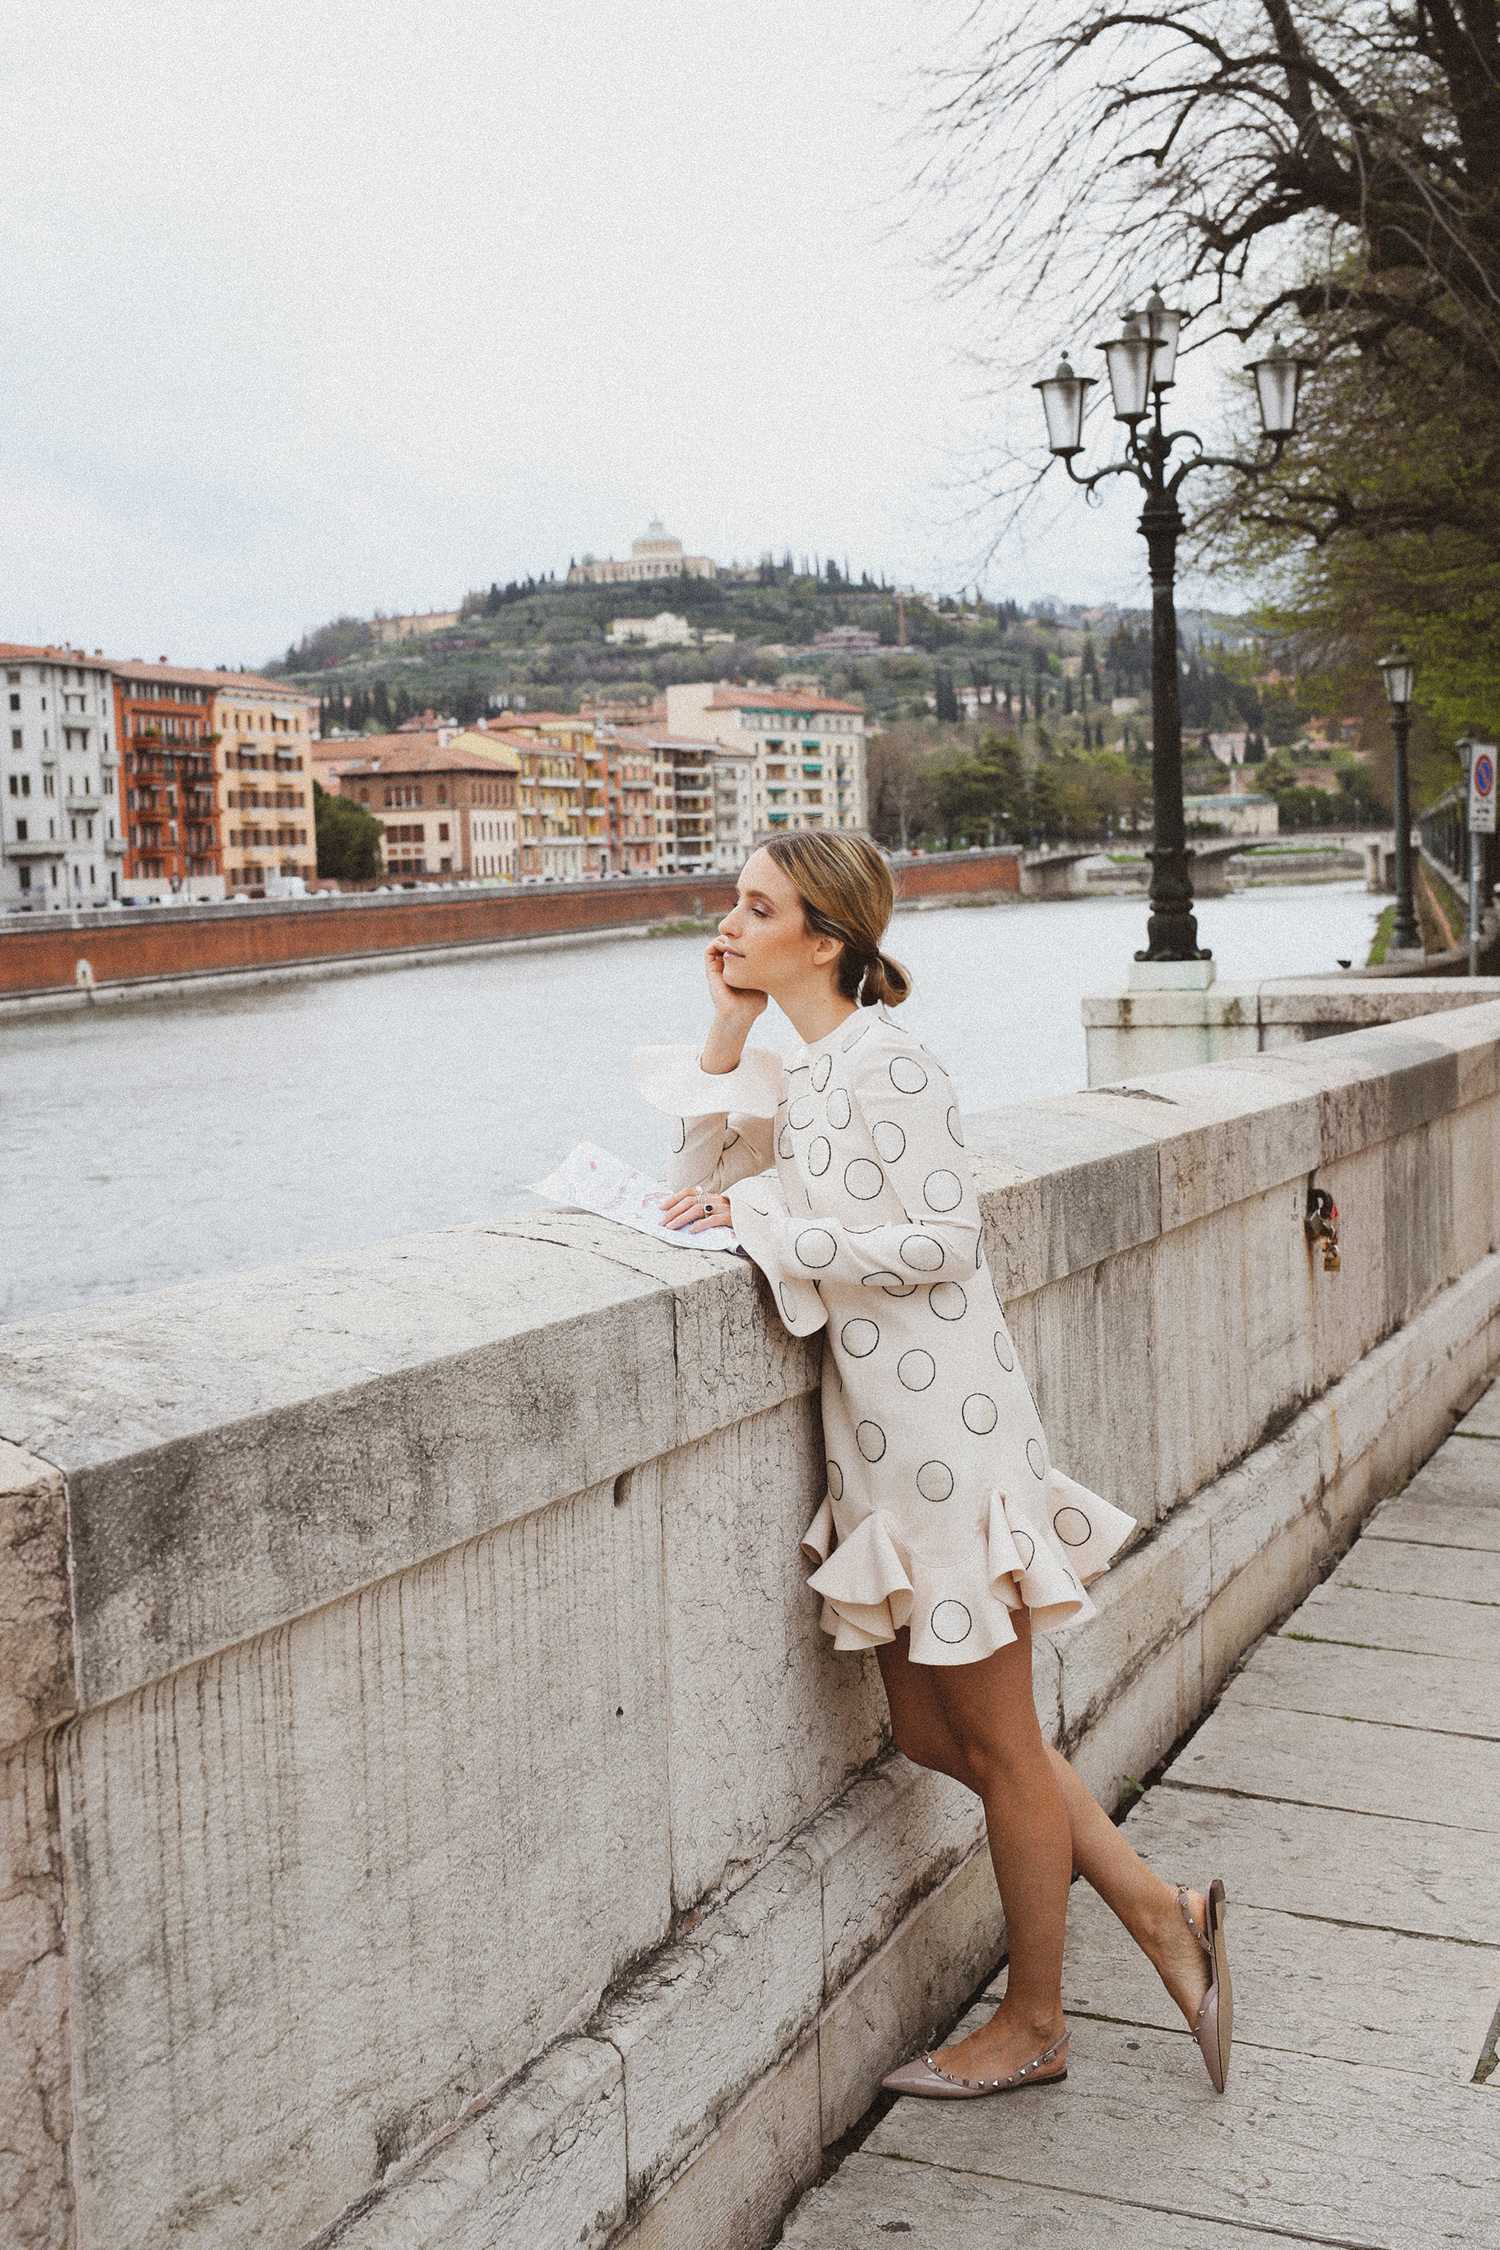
[633,1007,1135,1667]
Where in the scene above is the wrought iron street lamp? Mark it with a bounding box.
[1378,644,1420,952]
[1035,297,1308,962]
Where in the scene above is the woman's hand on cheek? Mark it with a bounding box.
[706,940,768,1023]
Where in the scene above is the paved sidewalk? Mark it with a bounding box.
[783,1387,1500,2250]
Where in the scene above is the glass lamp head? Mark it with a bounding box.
[1098,309,1155,424]
[1143,284,1185,388]
[1033,353,1095,455]
[1246,333,1307,438]
[1378,645,1417,709]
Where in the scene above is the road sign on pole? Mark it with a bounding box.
[1470,743,1497,835]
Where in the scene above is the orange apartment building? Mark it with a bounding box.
[113,664,225,897]
[113,663,316,898]
[327,734,521,879]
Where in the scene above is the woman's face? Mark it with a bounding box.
[715,847,840,999]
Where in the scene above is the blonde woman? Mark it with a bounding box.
[633,833,1231,2100]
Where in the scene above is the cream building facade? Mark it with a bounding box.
[663,684,867,841]
[214,680,319,893]
[568,521,716,586]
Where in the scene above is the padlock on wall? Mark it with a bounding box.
[1305,1183,1340,1272]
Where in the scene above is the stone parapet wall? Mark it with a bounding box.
[1083,973,1500,1084]
[3,1004,1498,2249]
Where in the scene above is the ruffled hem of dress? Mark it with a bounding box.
[801,1469,1136,1667]
[631,1042,783,1120]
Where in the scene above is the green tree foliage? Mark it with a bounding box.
[313,780,384,882]
[934,671,960,722]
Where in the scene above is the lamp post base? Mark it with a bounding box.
[1128,957,1218,991]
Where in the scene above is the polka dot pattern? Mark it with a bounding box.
[795,1228,836,1269]
[931,1600,973,1644]
[680,1013,1132,1664]
[864,1271,917,1297]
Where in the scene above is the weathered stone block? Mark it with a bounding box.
[0,1442,74,1750]
[616,2036,821,2250]
[816,1844,1004,2146]
[598,1844,824,2206]
[0,1222,685,1709]
[312,2037,626,2250]
[1055,1496,1211,1751]
[0,1728,72,2250]
[803,1754,983,1996]
[1025,1242,1158,1530]
[58,1477,671,2250]
[966,1105,1160,1294]
[658,1399,887,1909]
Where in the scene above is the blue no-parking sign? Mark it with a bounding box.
[1470,743,1497,835]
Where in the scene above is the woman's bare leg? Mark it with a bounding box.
[878,1628,1212,2033]
[1044,1745,1212,2028]
[881,1617,1071,2080]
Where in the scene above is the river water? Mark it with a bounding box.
[2,881,1380,1324]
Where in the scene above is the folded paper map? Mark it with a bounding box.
[527,1141,740,1250]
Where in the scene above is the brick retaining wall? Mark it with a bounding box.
[0,853,1022,998]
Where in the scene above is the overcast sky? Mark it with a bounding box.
[1,1,1248,668]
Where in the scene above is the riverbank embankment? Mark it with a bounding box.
[0,850,1024,1020]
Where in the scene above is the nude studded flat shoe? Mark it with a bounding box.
[1177,1878,1233,2092]
[881,2028,1069,2100]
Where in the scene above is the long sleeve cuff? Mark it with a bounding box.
[632,1042,783,1121]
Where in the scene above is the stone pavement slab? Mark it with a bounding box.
[1052,1895,1498,2081]
[1456,1388,1500,1436]
[850,2027,1497,2250]
[782,2153,1341,2248]
[1321,1535,1500,1604]
[1219,1632,1500,1740]
[1287,1582,1500,1662]
[1117,1787,1500,1947]
[1168,1703,1500,1831]
[1365,1493,1500,1550]
[783,1383,1500,2250]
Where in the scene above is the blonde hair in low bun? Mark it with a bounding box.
[763,832,911,1008]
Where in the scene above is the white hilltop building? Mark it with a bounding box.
[568,520,717,586]
[607,612,694,647]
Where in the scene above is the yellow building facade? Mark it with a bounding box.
[214,682,320,891]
